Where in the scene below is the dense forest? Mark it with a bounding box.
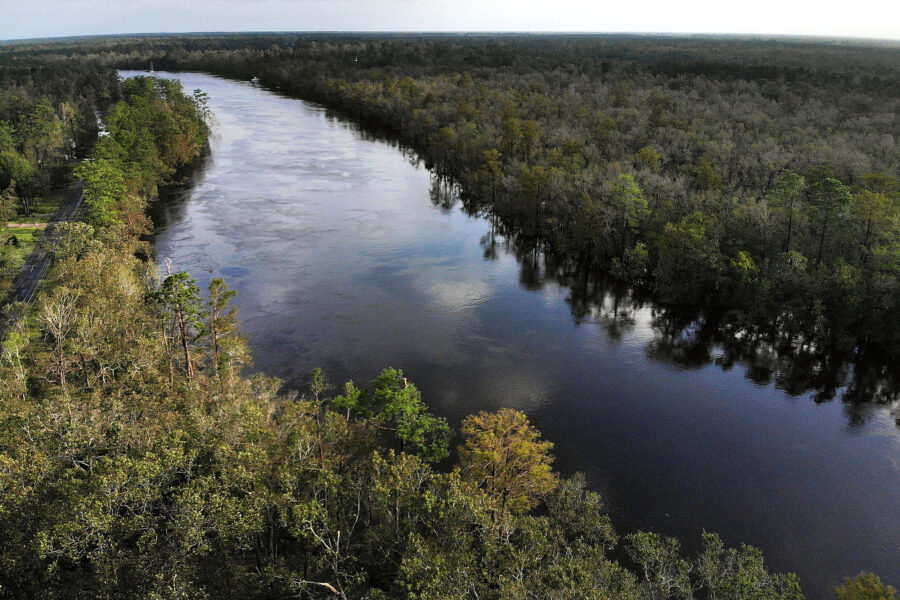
[0,54,119,294]
[0,35,898,599]
[5,33,897,398]
[157,36,900,372]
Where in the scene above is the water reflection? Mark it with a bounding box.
[429,174,461,212]
[467,219,899,425]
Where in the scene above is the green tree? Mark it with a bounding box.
[729,250,761,309]
[835,573,898,600]
[625,532,693,600]
[593,116,618,150]
[0,151,35,214]
[610,173,649,253]
[519,164,551,237]
[502,116,523,157]
[654,212,721,305]
[41,222,101,262]
[696,158,722,191]
[807,178,851,267]
[521,119,540,157]
[695,531,803,600]
[0,121,34,196]
[859,172,900,199]
[429,126,456,173]
[611,241,651,284]
[0,180,17,228]
[153,271,202,379]
[459,408,557,521]
[0,121,15,152]
[19,99,63,171]
[768,172,806,252]
[635,146,661,171]
[75,158,128,230]
[333,368,450,461]
[202,277,247,383]
[369,368,451,461]
[482,148,503,204]
[545,472,617,551]
[852,190,897,263]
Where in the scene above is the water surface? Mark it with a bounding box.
[132,71,900,599]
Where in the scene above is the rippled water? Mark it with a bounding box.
[130,71,900,599]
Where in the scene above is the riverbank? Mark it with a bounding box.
[141,71,900,598]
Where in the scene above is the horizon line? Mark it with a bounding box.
[2,30,899,45]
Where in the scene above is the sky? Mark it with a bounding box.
[1,0,899,42]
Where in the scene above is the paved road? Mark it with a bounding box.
[2,180,84,308]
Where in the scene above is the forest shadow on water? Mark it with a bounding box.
[151,73,900,430]
[445,175,900,431]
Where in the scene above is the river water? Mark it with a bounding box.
[130,71,900,598]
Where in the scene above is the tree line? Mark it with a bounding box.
[0,55,118,217]
[76,33,898,369]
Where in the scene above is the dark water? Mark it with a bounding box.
[131,71,900,599]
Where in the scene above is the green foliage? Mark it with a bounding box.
[202,277,248,381]
[696,532,803,600]
[696,158,722,191]
[654,212,720,305]
[369,367,451,461]
[75,158,128,229]
[0,181,17,227]
[611,173,649,238]
[768,172,806,252]
[0,242,828,600]
[459,408,557,516]
[807,178,852,267]
[85,33,892,359]
[635,146,661,171]
[836,573,898,600]
[0,149,34,191]
[626,532,693,600]
[152,271,203,378]
[154,272,202,323]
[41,222,102,262]
[611,241,651,284]
[4,34,896,358]
[729,250,761,308]
[92,76,209,204]
[544,472,617,550]
[853,190,897,255]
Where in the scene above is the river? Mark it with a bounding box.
[127,71,900,599]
